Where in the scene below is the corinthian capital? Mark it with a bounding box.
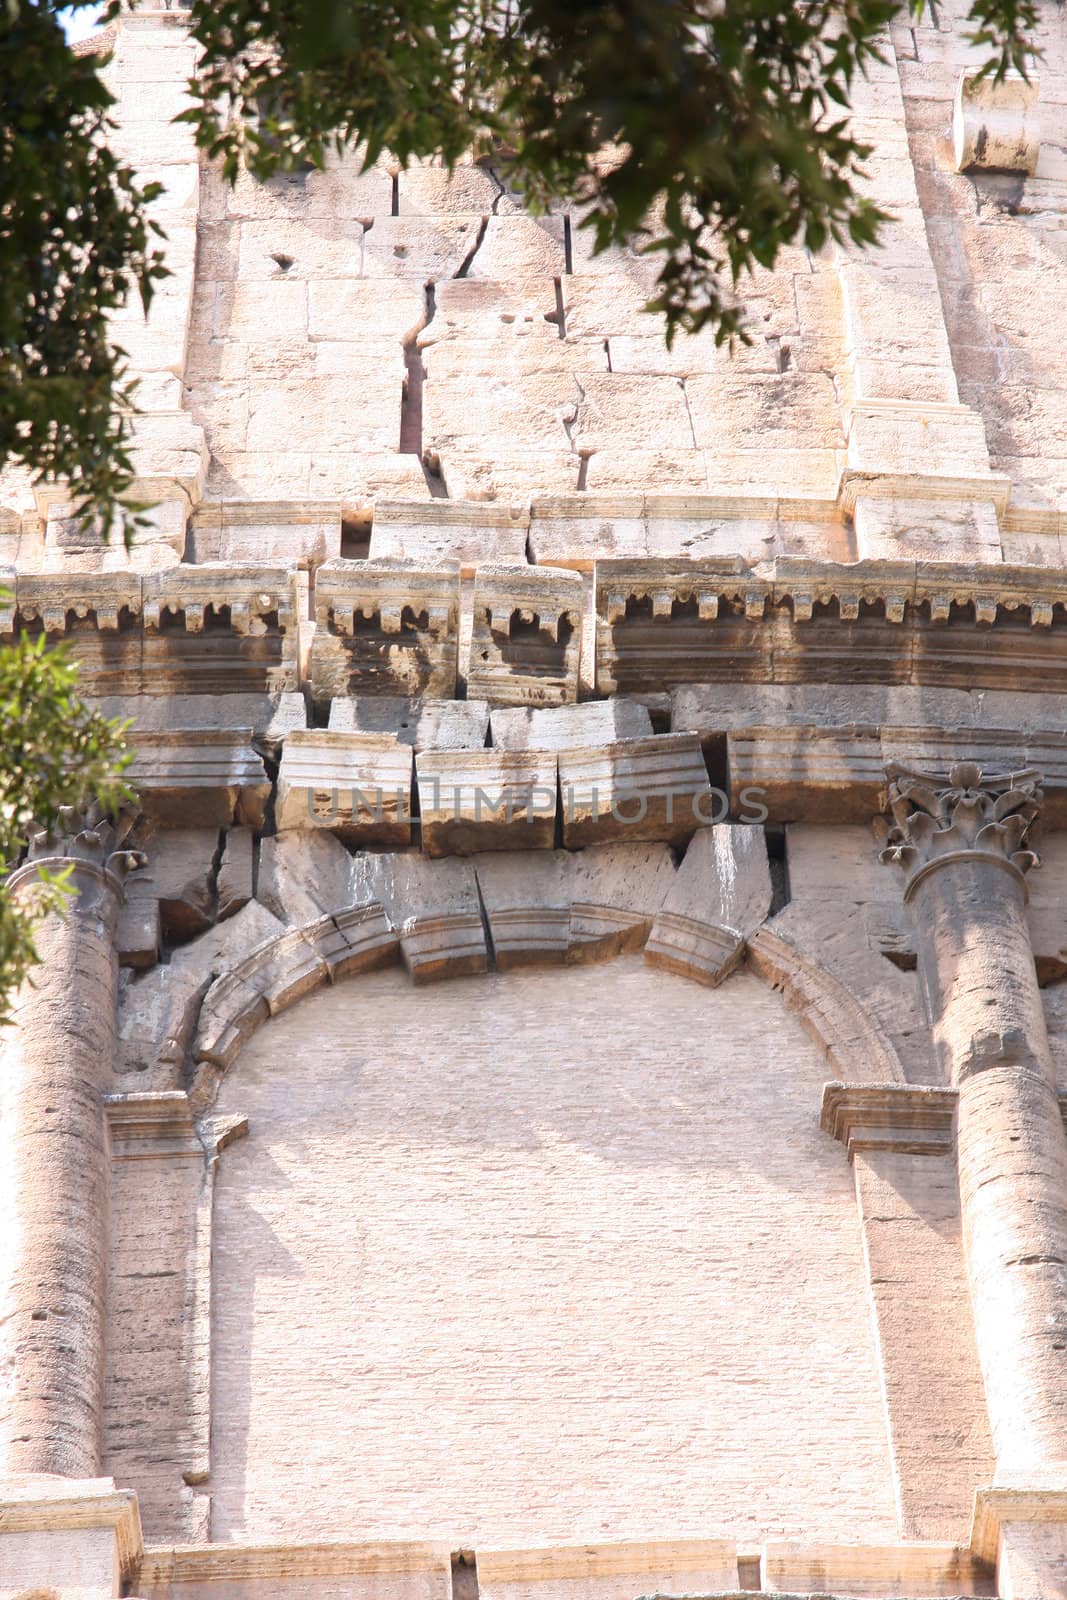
[877,760,1042,899]
[7,803,145,919]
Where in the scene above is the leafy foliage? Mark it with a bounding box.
[182,0,1040,343]
[0,0,168,529]
[0,614,132,1024]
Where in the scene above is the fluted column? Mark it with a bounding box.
[879,762,1067,1475]
[0,809,141,1478]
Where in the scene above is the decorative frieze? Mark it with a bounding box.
[596,558,1067,696]
[310,558,461,702]
[467,563,583,707]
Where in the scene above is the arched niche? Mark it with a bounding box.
[205,953,899,1550]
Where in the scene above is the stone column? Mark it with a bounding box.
[0,809,141,1479]
[880,762,1067,1598]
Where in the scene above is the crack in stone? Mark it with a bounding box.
[454,214,490,279]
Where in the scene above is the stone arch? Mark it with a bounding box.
[188,838,904,1109]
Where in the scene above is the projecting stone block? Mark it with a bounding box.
[367,499,530,573]
[568,840,677,961]
[116,895,161,970]
[645,824,772,985]
[256,830,359,926]
[140,564,304,696]
[128,729,271,828]
[490,697,653,751]
[416,748,557,856]
[559,733,712,848]
[954,69,1040,175]
[216,827,253,919]
[474,851,572,968]
[328,694,490,750]
[135,828,220,942]
[468,564,583,707]
[275,729,413,844]
[310,558,461,702]
[355,853,488,982]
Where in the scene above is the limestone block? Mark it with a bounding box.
[188,500,341,568]
[437,450,582,501]
[141,563,304,696]
[954,70,1040,174]
[310,558,461,701]
[128,729,271,828]
[423,337,607,377]
[397,158,503,213]
[467,214,567,277]
[726,725,884,823]
[329,695,490,750]
[559,732,713,847]
[90,691,306,748]
[594,556,771,695]
[196,927,330,1065]
[235,217,365,279]
[362,215,487,278]
[838,261,955,370]
[135,827,221,942]
[116,895,161,970]
[257,830,359,925]
[568,839,677,960]
[582,449,710,493]
[307,278,425,342]
[118,900,285,1077]
[474,850,572,967]
[477,1540,737,1600]
[368,498,530,573]
[224,277,309,342]
[217,827,253,919]
[423,369,577,454]
[416,748,557,856]
[490,697,653,751]
[844,399,995,481]
[275,729,414,844]
[645,824,772,984]
[606,332,720,376]
[571,373,696,454]
[762,1541,992,1599]
[0,1477,142,1599]
[355,852,488,981]
[527,494,649,567]
[561,275,668,339]
[424,278,562,343]
[688,370,844,453]
[127,411,209,501]
[308,452,431,502]
[247,373,402,454]
[704,446,840,501]
[467,564,583,706]
[224,155,394,220]
[852,495,1003,562]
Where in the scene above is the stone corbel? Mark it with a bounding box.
[954,70,1041,175]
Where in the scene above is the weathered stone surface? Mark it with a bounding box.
[257,830,358,925]
[275,729,414,844]
[310,558,461,703]
[568,840,677,960]
[353,853,488,982]
[954,69,1040,175]
[329,694,490,750]
[490,697,653,751]
[127,729,271,829]
[468,564,583,707]
[558,732,713,848]
[217,826,254,919]
[134,827,220,943]
[645,824,772,985]
[416,748,557,856]
[473,851,572,968]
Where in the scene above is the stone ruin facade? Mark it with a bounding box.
[3,4,1067,1599]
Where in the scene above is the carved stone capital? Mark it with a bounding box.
[877,760,1042,901]
[7,803,146,923]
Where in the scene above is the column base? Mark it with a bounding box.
[0,1475,142,1599]
[973,1473,1067,1599]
